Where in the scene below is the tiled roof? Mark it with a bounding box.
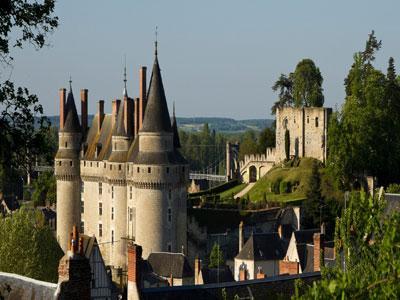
[235,233,286,261]
[147,252,193,278]
[61,90,81,133]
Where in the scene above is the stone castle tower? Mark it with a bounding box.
[55,45,188,272]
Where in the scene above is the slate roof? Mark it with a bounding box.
[83,114,113,161]
[201,266,234,284]
[294,229,319,244]
[113,101,127,137]
[62,89,81,133]
[147,252,193,278]
[235,233,286,261]
[171,105,181,148]
[140,55,172,133]
[132,149,187,165]
[296,244,314,273]
[1,197,20,212]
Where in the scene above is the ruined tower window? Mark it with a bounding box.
[99,202,103,216]
[137,167,140,173]
[111,230,114,244]
[168,208,172,223]
[99,223,103,237]
[118,164,122,171]
[315,117,319,127]
[130,186,132,199]
[111,207,114,220]
[148,167,151,173]
[111,186,114,199]
[80,221,84,234]
[98,182,103,195]
[166,167,169,174]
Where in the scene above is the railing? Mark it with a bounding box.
[189,173,228,182]
[33,165,54,172]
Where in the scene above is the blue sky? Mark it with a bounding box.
[5,0,400,119]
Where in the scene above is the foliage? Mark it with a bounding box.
[292,59,324,107]
[293,191,400,299]
[302,161,322,228]
[271,73,294,114]
[328,31,400,188]
[284,129,290,161]
[0,208,63,282]
[209,242,225,268]
[31,171,56,207]
[386,183,400,193]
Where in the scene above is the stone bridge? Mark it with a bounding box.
[240,147,276,183]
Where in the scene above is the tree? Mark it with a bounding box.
[0,209,63,282]
[284,129,290,161]
[292,59,324,107]
[271,73,294,115]
[209,242,225,268]
[302,161,322,228]
[32,171,56,207]
[238,130,258,161]
[294,191,400,299]
[258,127,275,153]
[0,0,58,193]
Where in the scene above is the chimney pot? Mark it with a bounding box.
[98,100,105,132]
[139,67,147,129]
[59,88,66,130]
[80,89,88,134]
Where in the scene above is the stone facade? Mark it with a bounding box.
[56,49,189,282]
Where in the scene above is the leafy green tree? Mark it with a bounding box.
[209,242,225,268]
[284,129,290,161]
[302,161,322,228]
[292,59,324,107]
[258,127,275,153]
[238,130,258,161]
[0,209,63,282]
[32,171,56,207]
[294,191,400,299]
[271,73,294,114]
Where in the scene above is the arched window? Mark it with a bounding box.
[315,117,319,127]
[168,208,172,223]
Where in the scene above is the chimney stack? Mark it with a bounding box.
[256,267,265,279]
[128,243,142,300]
[112,99,121,127]
[124,97,134,137]
[313,233,324,272]
[139,66,147,129]
[59,88,66,130]
[134,98,139,136]
[80,89,88,134]
[239,221,244,253]
[98,100,104,132]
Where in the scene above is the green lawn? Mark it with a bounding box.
[219,183,247,201]
[244,157,317,203]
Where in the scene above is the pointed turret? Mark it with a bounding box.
[171,102,181,148]
[114,102,127,137]
[62,83,81,133]
[140,50,172,133]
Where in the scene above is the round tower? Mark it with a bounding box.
[127,47,188,258]
[55,85,82,253]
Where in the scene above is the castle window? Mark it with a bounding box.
[97,162,99,167]
[80,221,84,234]
[167,243,172,252]
[58,161,61,166]
[182,166,185,173]
[148,167,151,173]
[168,208,172,223]
[70,161,73,167]
[130,186,132,199]
[166,167,169,174]
[65,142,67,148]
[99,202,103,216]
[81,182,84,193]
[111,230,114,244]
[81,200,84,213]
[104,163,106,169]
[137,167,140,173]
[98,182,102,195]
[307,116,309,124]
[168,190,172,199]
[99,223,103,237]
[110,165,112,170]
[129,207,133,222]
[90,162,92,167]
[118,164,121,171]
[84,161,86,167]
[315,117,319,127]
[111,186,114,199]
[111,207,114,220]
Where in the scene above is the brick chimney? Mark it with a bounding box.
[112,99,121,127]
[239,268,246,281]
[194,257,202,285]
[98,100,105,132]
[80,89,88,134]
[139,66,147,129]
[313,233,324,272]
[167,273,174,287]
[128,243,142,300]
[239,221,244,253]
[134,98,139,136]
[256,267,265,279]
[57,226,91,300]
[124,97,134,137]
[59,88,66,130]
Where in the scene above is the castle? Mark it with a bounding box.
[55,44,189,276]
[240,106,331,183]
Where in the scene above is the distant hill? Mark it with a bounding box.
[45,115,273,133]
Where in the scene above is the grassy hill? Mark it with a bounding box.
[244,158,317,202]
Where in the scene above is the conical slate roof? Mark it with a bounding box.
[140,55,172,133]
[113,101,127,137]
[62,89,81,133]
[171,104,181,148]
